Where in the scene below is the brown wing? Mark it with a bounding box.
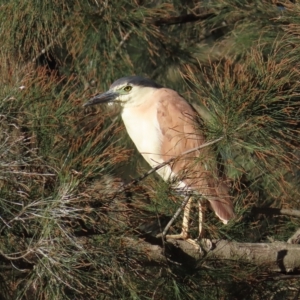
[156,88,234,223]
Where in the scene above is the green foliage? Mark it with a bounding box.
[0,0,300,299]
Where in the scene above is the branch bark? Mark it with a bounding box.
[252,207,300,218]
[288,228,300,244]
[123,237,300,273]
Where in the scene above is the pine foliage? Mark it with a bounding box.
[0,0,299,299]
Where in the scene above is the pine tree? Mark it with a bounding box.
[0,0,299,299]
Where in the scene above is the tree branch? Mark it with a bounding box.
[288,228,300,244]
[252,207,300,218]
[123,237,300,273]
[111,27,133,60]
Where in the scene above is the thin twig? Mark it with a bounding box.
[31,25,68,64]
[110,136,223,237]
[16,24,69,87]
[111,27,133,61]
[157,195,191,238]
[118,136,224,192]
[2,171,55,176]
[0,248,34,261]
[90,136,221,240]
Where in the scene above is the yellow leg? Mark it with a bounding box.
[198,200,204,239]
[163,196,210,251]
[166,196,192,240]
[197,200,212,251]
[166,197,201,249]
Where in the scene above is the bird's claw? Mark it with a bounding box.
[198,238,213,252]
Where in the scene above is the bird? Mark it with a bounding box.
[84,76,235,241]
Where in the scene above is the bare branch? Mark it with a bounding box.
[2,171,55,177]
[119,136,224,191]
[157,195,191,238]
[109,137,224,235]
[252,207,300,218]
[111,27,133,61]
[288,229,300,244]
[124,237,300,273]
[277,208,300,218]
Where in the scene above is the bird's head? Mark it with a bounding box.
[83,76,162,108]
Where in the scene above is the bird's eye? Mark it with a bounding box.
[124,85,132,92]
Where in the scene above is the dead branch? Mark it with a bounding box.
[288,228,300,244]
[123,237,300,273]
[252,207,300,218]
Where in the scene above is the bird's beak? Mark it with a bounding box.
[83,90,119,107]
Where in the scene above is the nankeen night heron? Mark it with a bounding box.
[84,76,234,241]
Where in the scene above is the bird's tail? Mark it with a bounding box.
[208,181,235,224]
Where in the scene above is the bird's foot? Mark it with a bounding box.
[156,229,189,240]
[165,232,201,250]
[197,238,213,252]
[165,232,189,240]
[159,232,213,252]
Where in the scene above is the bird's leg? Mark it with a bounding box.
[157,195,202,250]
[198,200,204,239]
[158,195,190,239]
[165,196,202,250]
[197,199,212,251]
[165,195,192,240]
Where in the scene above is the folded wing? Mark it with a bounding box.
[155,88,235,223]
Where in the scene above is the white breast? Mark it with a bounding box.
[121,100,190,193]
[121,106,162,164]
[121,105,174,181]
